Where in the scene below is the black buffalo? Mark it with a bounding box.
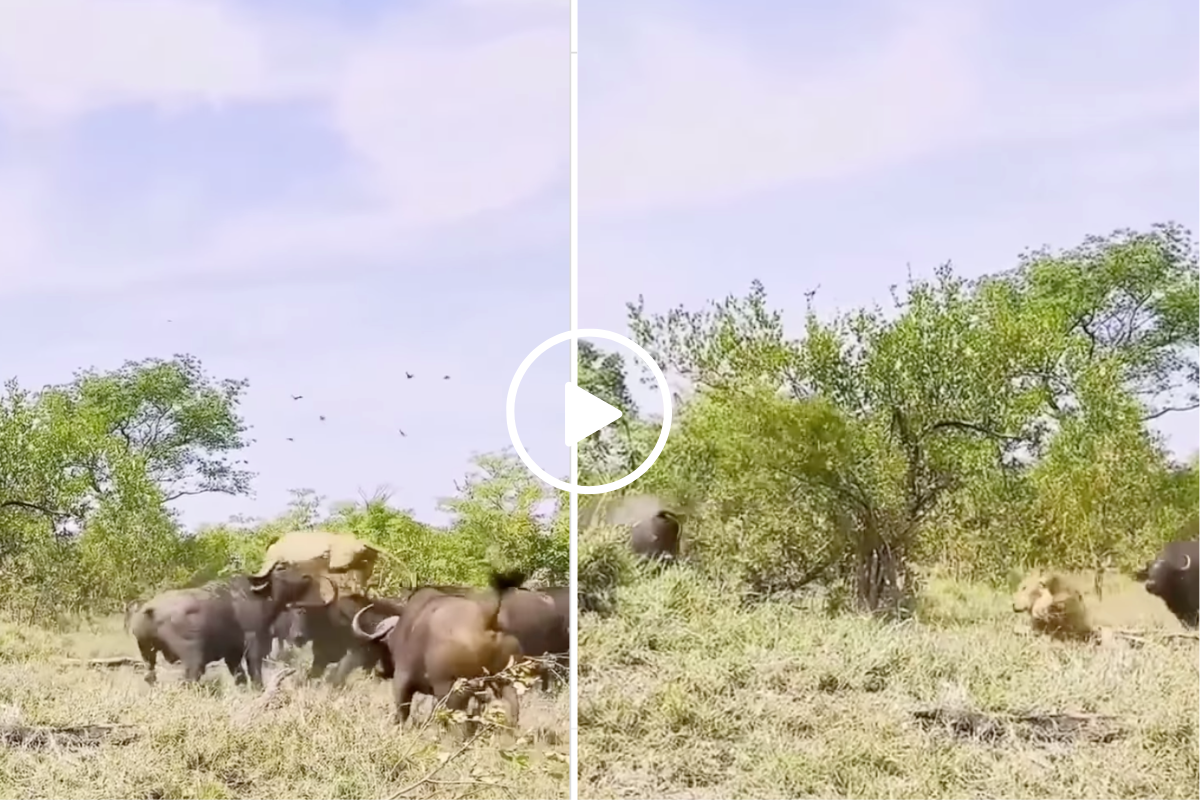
[631,510,681,560]
[299,593,410,685]
[1134,540,1199,629]
[499,585,569,690]
[128,565,336,687]
[269,607,311,659]
[351,572,526,735]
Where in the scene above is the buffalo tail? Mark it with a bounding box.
[482,569,526,630]
[489,569,527,594]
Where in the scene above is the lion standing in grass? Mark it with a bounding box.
[1012,570,1094,641]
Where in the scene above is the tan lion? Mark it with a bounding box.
[1011,570,1093,641]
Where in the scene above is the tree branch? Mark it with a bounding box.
[924,419,1024,442]
[1142,402,1200,422]
[0,500,62,517]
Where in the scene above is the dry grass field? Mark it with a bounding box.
[578,565,1199,799]
[0,616,569,799]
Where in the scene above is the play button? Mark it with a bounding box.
[506,328,673,494]
[564,383,623,446]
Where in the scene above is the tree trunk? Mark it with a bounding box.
[853,531,911,617]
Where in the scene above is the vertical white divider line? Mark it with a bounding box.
[568,0,580,796]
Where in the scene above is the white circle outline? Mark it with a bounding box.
[506,329,673,495]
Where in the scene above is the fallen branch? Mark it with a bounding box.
[913,707,1123,744]
[386,727,490,799]
[0,723,138,749]
[61,656,144,669]
[1100,627,1199,645]
[419,779,515,800]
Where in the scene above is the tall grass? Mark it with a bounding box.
[0,616,569,799]
[578,564,1198,799]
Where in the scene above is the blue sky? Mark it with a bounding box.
[0,0,571,528]
[578,0,1199,455]
[0,0,1195,532]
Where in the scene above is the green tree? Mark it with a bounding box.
[1002,222,1198,421]
[0,354,254,620]
[622,224,1198,611]
[577,340,661,486]
[439,451,569,586]
[65,354,254,502]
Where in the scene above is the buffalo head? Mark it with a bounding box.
[249,565,339,609]
[1144,551,1193,598]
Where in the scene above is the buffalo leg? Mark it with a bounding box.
[547,654,568,691]
[182,654,206,683]
[308,640,342,681]
[224,653,249,686]
[497,681,521,731]
[392,671,417,726]
[243,636,267,688]
[432,679,476,738]
[137,640,159,685]
[158,631,205,683]
[444,683,475,738]
[329,646,371,687]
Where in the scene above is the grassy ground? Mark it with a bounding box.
[0,615,569,799]
[578,565,1198,799]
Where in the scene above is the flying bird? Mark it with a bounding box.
[319,415,326,422]
[405,372,414,379]
[443,375,450,380]
[398,428,407,437]
[286,437,295,442]
[291,394,303,400]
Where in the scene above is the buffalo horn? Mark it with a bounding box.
[351,604,378,638]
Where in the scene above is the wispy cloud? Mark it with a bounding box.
[581,0,1197,218]
[0,0,568,297]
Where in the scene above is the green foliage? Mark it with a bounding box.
[603,223,1199,609]
[66,354,254,501]
[577,340,657,485]
[1,356,568,625]
[577,524,635,615]
[436,451,569,586]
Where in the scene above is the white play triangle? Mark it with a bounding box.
[564,383,624,446]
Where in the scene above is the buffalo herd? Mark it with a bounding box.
[127,562,569,736]
[122,511,1197,735]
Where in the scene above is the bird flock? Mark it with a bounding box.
[282,373,450,444]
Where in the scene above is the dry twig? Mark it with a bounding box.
[384,656,551,797]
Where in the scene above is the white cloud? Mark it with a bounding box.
[582,1,1197,218]
[331,18,568,228]
[0,0,570,296]
[0,0,336,126]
